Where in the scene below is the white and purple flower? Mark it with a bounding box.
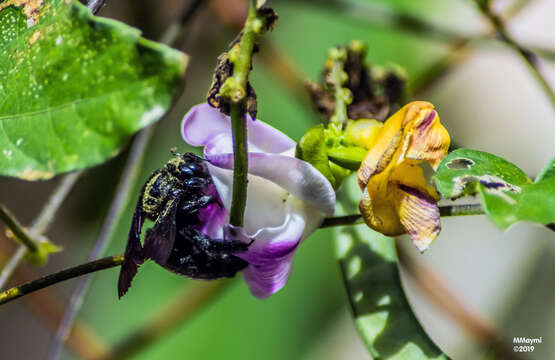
[182,103,336,298]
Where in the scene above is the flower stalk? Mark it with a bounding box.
[327,47,351,130]
[229,103,248,226]
[218,1,275,227]
[321,203,486,228]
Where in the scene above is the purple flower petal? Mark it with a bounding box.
[397,184,441,252]
[241,247,298,298]
[181,103,337,299]
[195,184,228,239]
[207,152,336,216]
[236,204,307,298]
[182,103,295,155]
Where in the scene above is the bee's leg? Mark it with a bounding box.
[180,228,253,253]
[179,194,217,214]
[118,199,146,298]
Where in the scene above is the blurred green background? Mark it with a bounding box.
[0,0,553,359]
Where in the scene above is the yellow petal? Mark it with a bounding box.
[404,107,450,170]
[345,119,383,149]
[356,101,447,250]
[396,184,441,252]
[357,101,440,188]
[359,176,405,236]
[391,163,441,251]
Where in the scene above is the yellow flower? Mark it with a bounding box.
[356,101,450,251]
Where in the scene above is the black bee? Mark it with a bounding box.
[118,152,251,298]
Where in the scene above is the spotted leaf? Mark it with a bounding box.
[433,149,555,229]
[0,0,187,180]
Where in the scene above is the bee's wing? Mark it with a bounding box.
[143,196,180,267]
[118,197,146,298]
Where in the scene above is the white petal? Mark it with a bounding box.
[207,152,336,216]
[181,103,296,155]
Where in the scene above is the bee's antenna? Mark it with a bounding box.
[170,147,183,157]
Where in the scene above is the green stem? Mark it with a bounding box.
[230,1,258,92]
[439,203,484,217]
[0,255,124,306]
[320,214,363,228]
[327,48,350,130]
[221,1,270,226]
[229,103,248,226]
[320,203,485,228]
[0,204,39,253]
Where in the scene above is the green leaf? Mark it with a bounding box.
[0,0,187,180]
[335,177,448,360]
[535,156,555,182]
[433,149,555,229]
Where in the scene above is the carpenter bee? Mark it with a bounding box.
[118,152,251,298]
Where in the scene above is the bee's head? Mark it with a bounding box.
[166,152,207,180]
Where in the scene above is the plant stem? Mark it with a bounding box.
[224,1,268,227]
[439,203,484,217]
[0,204,39,253]
[321,203,485,228]
[0,172,81,290]
[100,279,234,360]
[230,1,258,91]
[320,214,363,228]
[475,1,555,109]
[229,103,248,226]
[0,255,123,306]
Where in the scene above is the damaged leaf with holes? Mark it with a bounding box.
[0,0,187,180]
[433,149,555,229]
